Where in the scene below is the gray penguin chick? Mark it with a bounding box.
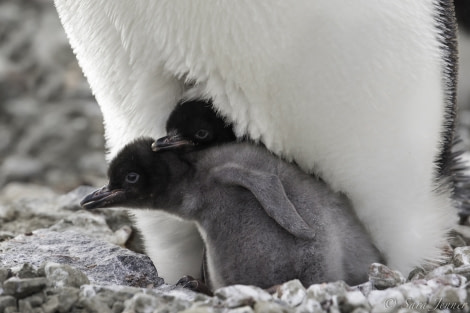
[81,137,382,289]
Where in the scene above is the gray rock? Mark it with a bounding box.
[45,287,80,313]
[368,289,405,313]
[407,267,426,281]
[454,246,470,267]
[337,290,370,312]
[41,295,59,313]
[0,296,17,312]
[15,263,38,279]
[48,210,132,247]
[368,263,405,289]
[215,285,272,309]
[448,230,469,248]
[274,280,306,307]
[0,268,11,284]
[453,264,470,279]
[425,264,455,279]
[43,262,90,288]
[306,281,350,304]
[291,297,323,313]
[427,274,467,288]
[2,277,49,298]
[19,293,45,311]
[253,301,292,313]
[0,230,163,287]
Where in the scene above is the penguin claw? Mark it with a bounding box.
[176,275,213,296]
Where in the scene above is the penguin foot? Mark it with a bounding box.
[176,275,213,296]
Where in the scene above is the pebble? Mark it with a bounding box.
[424,263,455,280]
[3,277,49,298]
[274,280,306,307]
[43,262,90,288]
[0,296,17,312]
[454,246,470,267]
[368,263,405,290]
[215,285,272,308]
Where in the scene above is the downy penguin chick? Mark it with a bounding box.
[81,137,382,289]
[152,100,236,151]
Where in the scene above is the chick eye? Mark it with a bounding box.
[195,129,210,140]
[125,172,140,184]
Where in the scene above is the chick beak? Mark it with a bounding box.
[80,185,126,210]
[151,134,195,152]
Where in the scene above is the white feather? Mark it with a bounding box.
[54,0,456,280]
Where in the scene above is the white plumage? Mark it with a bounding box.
[54,0,457,283]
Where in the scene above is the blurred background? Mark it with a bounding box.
[0,0,469,195]
[0,0,107,193]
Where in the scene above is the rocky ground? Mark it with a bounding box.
[2,185,470,313]
[2,0,470,312]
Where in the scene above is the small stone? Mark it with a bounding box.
[4,307,20,313]
[306,281,349,304]
[454,264,470,279]
[179,306,215,313]
[253,301,291,313]
[274,280,306,307]
[17,263,38,279]
[351,281,373,297]
[22,294,45,308]
[111,301,125,313]
[41,295,59,313]
[337,290,370,312]
[425,264,454,280]
[215,285,272,308]
[0,268,11,284]
[407,267,426,281]
[77,297,113,313]
[295,297,323,313]
[448,231,468,248]
[0,231,15,241]
[0,296,17,312]
[3,277,49,298]
[18,298,34,313]
[427,274,467,288]
[397,283,433,311]
[368,289,405,313]
[368,263,405,289]
[453,246,470,267]
[44,262,89,288]
[430,286,467,311]
[123,293,158,313]
[55,287,80,313]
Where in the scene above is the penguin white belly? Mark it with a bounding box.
[54,0,456,278]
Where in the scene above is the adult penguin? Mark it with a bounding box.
[54,1,458,283]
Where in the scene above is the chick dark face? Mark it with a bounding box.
[152,100,236,151]
[81,137,171,210]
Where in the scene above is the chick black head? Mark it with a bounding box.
[152,100,236,151]
[81,137,189,210]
